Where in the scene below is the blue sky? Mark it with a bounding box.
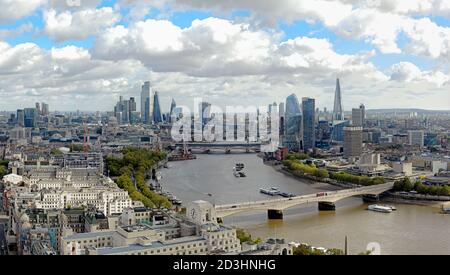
[2,0,446,71]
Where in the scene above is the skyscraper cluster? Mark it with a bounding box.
[281,77,365,158]
[113,81,175,125]
[11,102,50,128]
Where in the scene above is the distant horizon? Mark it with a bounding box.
[1,107,450,114]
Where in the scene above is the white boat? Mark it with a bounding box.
[382,205,396,211]
[260,187,280,196]
[368,204,392,213]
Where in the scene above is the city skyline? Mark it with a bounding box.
[0,1,449,111]
[1,0,450,260]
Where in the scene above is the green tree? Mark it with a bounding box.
[0,165,7,178]
[235,228,262,244]
[314,168,329,178]
[51,148,64,156]
[293,244,314,255]
[108,147,171,209]
[236,228,252,243]
[286,152,310,160]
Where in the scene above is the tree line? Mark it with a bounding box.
[106,147,172,209]
[283,157,385,186]
[393,177,450,196]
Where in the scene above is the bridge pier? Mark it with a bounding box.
[318,202,336,211]
[362,194,380,203]
[267,209,283,219]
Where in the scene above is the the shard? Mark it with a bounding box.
[333,78,344,121]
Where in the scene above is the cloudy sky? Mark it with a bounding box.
[0,0,449,112]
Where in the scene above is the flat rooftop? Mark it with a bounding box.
[62,230,115,241]
[95,235,206,255]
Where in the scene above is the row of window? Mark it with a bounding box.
[126,248,206,256]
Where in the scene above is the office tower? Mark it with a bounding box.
[359,104,365,126]
[278,102,285,118]
[316,120,332,148]
[41,103,49,116]
[130,111,141,124]
[7,113,16,126]
[16,109,25,127]
[343,126,363,158]
[122,99,130,124]
[114,96,133,124]
[268,102,277,114]
[352,104,365,127]
[333,78,344,121]
[35,102,41,115]
[129,97,137,112]
[141,81,152,124]
[169,99,177,123]
[284,94,303,151]
[128,97,137,124]
[153,91,163,124]
[332,120,351,142]
[302,97,316,152]
[24,108,38,128]
[279,102,285,138]
[199,102,212,127]
[408,130,424,147]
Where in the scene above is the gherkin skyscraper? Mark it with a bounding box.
[333,78,344,121]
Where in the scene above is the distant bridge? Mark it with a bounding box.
[174,142,262,153]
[215,182,394,219]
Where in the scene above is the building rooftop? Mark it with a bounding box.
[95,235,206,255]
[62,230,115,241]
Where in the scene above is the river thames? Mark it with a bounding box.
[159,154,450,255]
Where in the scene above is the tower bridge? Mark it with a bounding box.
[214,182,394,220]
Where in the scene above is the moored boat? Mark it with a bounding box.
[260,187,280,196]
[368,204,392,213]
[381,204,396,211]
